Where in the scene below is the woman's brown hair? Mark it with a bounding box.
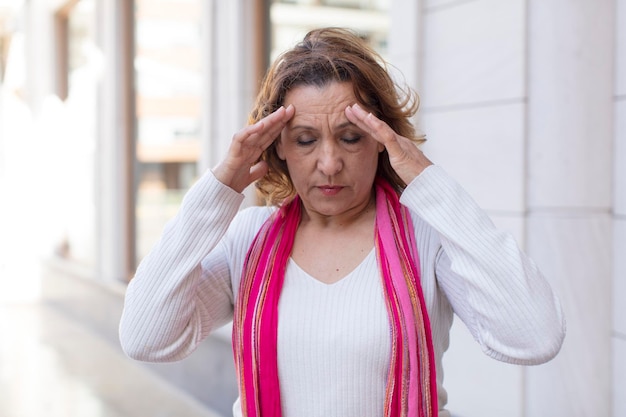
[251,27,423,205]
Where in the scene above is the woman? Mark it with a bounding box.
[119,28,565,417]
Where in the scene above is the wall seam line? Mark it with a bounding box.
[423,97,525,114]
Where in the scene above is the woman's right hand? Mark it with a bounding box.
[212,105,295,193]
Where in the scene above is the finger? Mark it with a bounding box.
[248,160,269,183]
[249,106,286,139]
[240,105,293,153]
[344,103,368,131]
[345,104,404,155]
[345,104,392,143]
[228,112,282,163]
[257,104,294,144]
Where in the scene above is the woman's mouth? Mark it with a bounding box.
[318,185,343,196]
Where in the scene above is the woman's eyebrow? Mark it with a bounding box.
[335,121,355,130]
[286,120,356,132]
[286,124,316,132]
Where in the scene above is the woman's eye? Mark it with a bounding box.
[341,134,362,144]
[296,137,316,146]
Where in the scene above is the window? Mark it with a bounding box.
[134,0,203,263]
[269,0,390,60]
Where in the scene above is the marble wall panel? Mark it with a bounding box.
[617,0,626,96]
[443,318,523,417]
[443,213,525,417]
[527,0,613,210]
[615,219,626,337]
[614,338,626,417]
[424,0,472,11]
[388,0,420,89]
[420,102,525,212]
[525,213,612,417]
[420,0,525,109]
[616,101,626,216]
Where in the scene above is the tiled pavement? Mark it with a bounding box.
[0,267,221,417]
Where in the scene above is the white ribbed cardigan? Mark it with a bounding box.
[119,165,565,417]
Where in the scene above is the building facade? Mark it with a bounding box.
[0,0,623,416]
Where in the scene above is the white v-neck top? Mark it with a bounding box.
[119,166,566,417]
[277,251,390,416]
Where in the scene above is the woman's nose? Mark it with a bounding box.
[317,141,343,176]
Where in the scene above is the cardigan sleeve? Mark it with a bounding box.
[400,165,566,365]
[119,169,245,362]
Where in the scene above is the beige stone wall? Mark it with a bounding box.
[391,0,619,416]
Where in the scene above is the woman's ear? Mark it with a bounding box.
[276,136,286,160]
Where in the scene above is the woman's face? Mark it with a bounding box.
[277,81,384,221]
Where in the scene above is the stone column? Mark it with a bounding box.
[201,0,257,173]
[392,1,528,415]
[525,1,614,415]
[96,0,135,282]
[612,1,626,416]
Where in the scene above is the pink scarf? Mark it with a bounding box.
[233,178,437,417]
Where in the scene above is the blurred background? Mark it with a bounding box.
[0,0,623,416]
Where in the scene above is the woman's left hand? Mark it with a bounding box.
[345,103,433,185]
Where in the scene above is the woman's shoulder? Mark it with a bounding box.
[224,204,277,245]
[400,191,443,265]
[235,204,276,224]
[408,209,441,252]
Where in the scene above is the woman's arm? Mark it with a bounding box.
[345,104,564,364]
[401,165,566,365]
[119,170,244,362]
[120,106,294,363]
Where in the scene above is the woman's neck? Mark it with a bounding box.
[299,192,377,231]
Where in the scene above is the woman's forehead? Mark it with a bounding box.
[284,82,356,119]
